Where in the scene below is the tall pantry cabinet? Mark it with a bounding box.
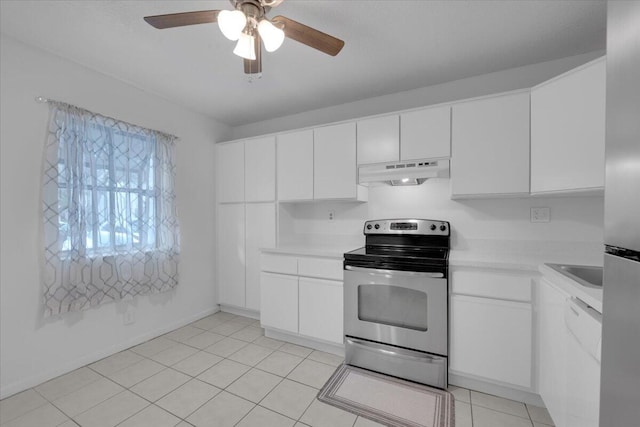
[216,137,276,312]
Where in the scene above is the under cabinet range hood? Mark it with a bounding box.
[358,159,450,186]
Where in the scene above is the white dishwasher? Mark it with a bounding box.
[564,297,602,427]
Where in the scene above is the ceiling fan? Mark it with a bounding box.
[144,0,345,75]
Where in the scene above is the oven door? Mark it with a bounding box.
[344,265,447,356]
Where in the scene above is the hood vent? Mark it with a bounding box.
[358,159,449,186]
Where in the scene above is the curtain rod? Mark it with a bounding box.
[34,96,179,140]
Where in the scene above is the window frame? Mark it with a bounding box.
[57,123,160,256]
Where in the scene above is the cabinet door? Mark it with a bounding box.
[299,278,343,344]
[531,58,606,193]
[245,203,276,311]
[357,115,400,165]
[451,92,530,197]
[451,294,532,388]
[401,106,451,160]
[217,203,245,307]
[314,123,357,199]
[245,136,276,202]
[538,279,569,427]
[217,142,244,203]
[277,130,314,201]
[260,272,298,333]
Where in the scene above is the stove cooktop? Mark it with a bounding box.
[343,219,451,275]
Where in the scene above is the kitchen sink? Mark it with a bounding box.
[546,263,603,289]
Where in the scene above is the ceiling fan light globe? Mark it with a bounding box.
[218,10,247,41]
[233,32,256,60]
[258,19,285,52]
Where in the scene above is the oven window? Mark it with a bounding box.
[357,285,428,331]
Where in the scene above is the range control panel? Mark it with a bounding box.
[363,219,450,236]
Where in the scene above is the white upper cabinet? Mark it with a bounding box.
[400,106,451,160]
[314,122,365,200]
[357,115,400,165]
[451,91,530,197]
[245,136,276,202]
[277,130,314,201]
[531,57,606,194]
[217,141,244,203]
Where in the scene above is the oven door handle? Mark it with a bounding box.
[346,337,444,362]
[344,265,444,278]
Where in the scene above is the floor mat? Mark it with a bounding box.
[317,364,455,427]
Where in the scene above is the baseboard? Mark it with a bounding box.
[219,305,260,320]
[0,306,219,400]
[265,328,345,357]
[449,373,544,407]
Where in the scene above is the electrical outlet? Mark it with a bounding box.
[328,210,335,221]
[123,307,136,325]
[531,207,551,223]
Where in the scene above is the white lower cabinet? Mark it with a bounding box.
[260,272,298,333]
[538,278,568,427]
[217,204,245,307]
[217,202,276,311]
[245,203,276,311]
[538,277,601,427]
[451,294,532,388]
[260,253,344,346]
[299,278,343,343]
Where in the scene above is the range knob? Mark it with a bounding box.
[366,224,372,230]
[374,224,380,230]
[440,225,447,231]
[430,224,437,231]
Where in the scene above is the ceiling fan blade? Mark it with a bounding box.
[244,33,263,74]
[272,15,344,56]
[144,10,220,29]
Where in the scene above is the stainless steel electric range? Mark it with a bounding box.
[343,218,450,389]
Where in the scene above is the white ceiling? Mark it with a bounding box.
[0,1,606,126]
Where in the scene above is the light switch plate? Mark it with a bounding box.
[531,207,551,223]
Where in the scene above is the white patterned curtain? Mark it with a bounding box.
[42,102,180,317]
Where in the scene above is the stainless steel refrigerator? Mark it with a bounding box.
[599,1,640,426]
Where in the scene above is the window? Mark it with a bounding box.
[42,102,180,317]
[58,125,158,254]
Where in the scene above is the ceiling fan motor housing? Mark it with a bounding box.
[233,0,267,22]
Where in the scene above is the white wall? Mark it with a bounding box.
[0,35,230,398]
[231,50,603,139]
[276,181,604,266]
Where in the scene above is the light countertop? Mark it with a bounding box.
[261,239,604,274]
[261,246,349,259]
[539,263,603,313]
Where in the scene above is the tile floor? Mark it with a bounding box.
[0,312,555,427]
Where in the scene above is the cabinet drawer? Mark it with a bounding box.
[298,257,344,281]
[261,254,297,275]
[451,269,532,302]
